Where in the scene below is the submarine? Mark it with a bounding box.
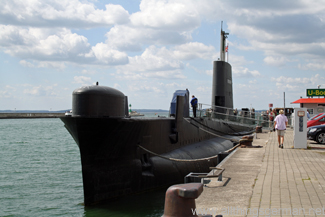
[60,29,255,206]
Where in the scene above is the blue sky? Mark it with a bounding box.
[1,0,325,110]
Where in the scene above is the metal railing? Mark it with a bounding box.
[194,103,291,130]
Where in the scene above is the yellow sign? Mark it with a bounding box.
[306,89,325,97]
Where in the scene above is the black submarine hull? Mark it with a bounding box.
[61,30,253,204]
[61,115,253,205]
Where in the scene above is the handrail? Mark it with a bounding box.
[192,103,291,130]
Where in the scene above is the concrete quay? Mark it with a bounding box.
[0,113,65,119]
[195,129,325,217]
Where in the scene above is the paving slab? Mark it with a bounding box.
[195,128,325,217]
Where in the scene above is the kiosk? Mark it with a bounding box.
[293,108,307,149]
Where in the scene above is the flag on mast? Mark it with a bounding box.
[226,43,229,62]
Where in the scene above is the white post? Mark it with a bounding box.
[293,108,307,149]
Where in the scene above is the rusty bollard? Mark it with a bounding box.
[239,135,254,147]
[255,126,262,133]
[162,183,204,217]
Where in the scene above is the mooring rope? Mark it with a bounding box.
[184,118,239,143]
[225,143,242,153]
[137,145,219,162]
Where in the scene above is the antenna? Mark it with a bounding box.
[219,21,229,61]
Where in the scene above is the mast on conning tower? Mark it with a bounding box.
[219,21,229,62]
[211,21,233,111]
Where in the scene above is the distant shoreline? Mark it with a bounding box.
[0,113,65,119]
[0,109,169,113]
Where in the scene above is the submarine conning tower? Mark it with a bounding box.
[211,24,233,111]
[72,83,126,118]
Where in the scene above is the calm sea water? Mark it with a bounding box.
[0,114,169,217]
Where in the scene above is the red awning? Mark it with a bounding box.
[291,98,325,104]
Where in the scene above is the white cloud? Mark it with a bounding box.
[131,0,200,31]
[115,70,186,80]
[115,46,186,79]
[165,82,183,88]
[192,0,325,70]
[23,84,58,96]
[115,43,217,79]
[0,25,129,66]
[233,67,261,78]
[73,76,92,86]
[0,0,130,28]
[230,55,253,66]
[271,74,325,92]
[104,0,202,51]
[19,60,34,68]
[1,26,90,58]
[205,70,213,76]
[252,41,325,58]
[86,42,129,65]
[134,46,183,71]
[0,90,12,98]
[81,69,96,75]
[128,83,164,94]
[19,60,66,69]
[105,25,192,52]
[310,74,325,87]
[2,0,325,111]
[228,24,280,43]
[0,85,16,99]
[113,83,121,89]
[271,76,310,84]
[173,42,216,60]
[38,61,66,69]
[192,0,325,22]
[229,55,260,78]
[196,86,211,93]
[275,82,299,91]
[264,56,289,67]
[298,62,325,71]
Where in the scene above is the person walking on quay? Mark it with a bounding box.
[191,95,198,117]
[274,110,288,149]
[267,109,272,128]
[268,108,276,130]
[233,108,238,116]
[272,108,278,117]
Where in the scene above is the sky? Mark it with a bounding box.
[1,0,325,111]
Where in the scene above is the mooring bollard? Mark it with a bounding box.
[255,126,262,133]
[239,135,254,148]
[162,183,206,217]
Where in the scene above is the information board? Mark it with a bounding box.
[306,89,325,97]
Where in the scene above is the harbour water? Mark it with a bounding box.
[0,114,169,217]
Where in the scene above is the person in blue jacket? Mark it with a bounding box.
[191,95,198,117]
